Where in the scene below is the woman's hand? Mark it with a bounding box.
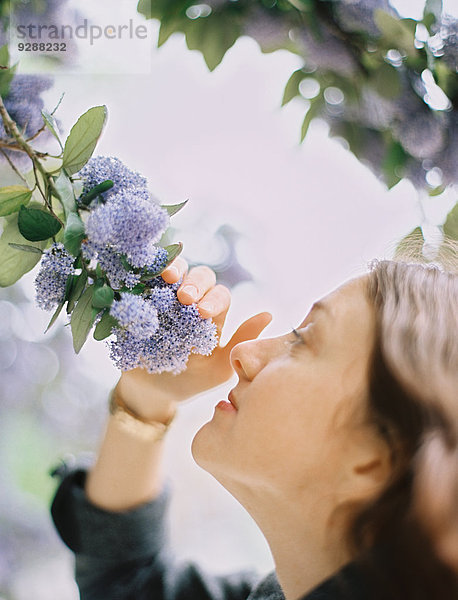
[86,258,271,510]
[115,257,272,422]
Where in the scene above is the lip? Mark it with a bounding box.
[214,390,238,414]
[228,390,238,410]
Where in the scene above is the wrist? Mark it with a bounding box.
[109,388,175,442]
[115,371,177,424]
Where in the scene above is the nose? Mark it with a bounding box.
[230,336,281,381]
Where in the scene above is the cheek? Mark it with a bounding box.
[191,366,350,491]
[247,374,356,481]
[229,386,338,486]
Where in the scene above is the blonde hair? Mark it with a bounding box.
[350,258,458,598]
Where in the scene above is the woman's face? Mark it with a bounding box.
[192,275,379,504]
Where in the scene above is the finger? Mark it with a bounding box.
[177,265,217,305]
[197,284,231,320]
[161,256,188,284]
[223,312,272,352]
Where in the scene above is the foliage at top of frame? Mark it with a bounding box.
[138,0,458,195]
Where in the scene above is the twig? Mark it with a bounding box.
[26,92,65,144]
[26,122,47,142]
[0,96,64,225]
[0,148,29,184]
[0,95,61,202]
[0,138,51,158]
[51,92,65,116]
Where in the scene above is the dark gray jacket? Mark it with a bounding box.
[51,468,369,600]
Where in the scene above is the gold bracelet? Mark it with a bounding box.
[108,388,176,442]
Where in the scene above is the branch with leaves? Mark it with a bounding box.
[138,0,457,196]
[0,53,218,374]
[136,0,457,259]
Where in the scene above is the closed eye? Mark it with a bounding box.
[290,328,306,346]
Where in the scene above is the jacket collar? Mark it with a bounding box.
[248,562,369,600]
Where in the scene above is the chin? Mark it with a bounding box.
[191,421,229,479]
[190,422,212,469]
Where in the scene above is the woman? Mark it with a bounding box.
[51,256,458,600]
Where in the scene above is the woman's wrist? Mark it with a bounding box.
[115,370,178,424]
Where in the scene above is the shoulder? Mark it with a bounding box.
[247,572,284,600]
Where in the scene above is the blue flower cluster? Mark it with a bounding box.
[334,0,391,36]
[0,74,54,166]
[85,190,169,265]
[78,156,170,289]
[34,243,75,311]
[110,292,159,339]
[109,277,218,374]
[440,15,457,71]
[78,156,148,201]
[32,155,217,374]
[81,242,140,289]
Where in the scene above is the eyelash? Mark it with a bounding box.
[290,328,306,346]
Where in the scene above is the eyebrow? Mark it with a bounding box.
[297,300,330,330]
[310,300,330,317]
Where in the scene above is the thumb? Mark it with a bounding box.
[224,312,272,353]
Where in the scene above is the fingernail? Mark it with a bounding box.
[198,301,214,315]
[167,266,179,278]
[181,285,198,301]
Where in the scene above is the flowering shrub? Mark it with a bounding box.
[139,0,458,194]
[0,56,218,374]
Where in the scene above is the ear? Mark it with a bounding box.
[340,427,392,502]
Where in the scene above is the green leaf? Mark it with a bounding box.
[0,215,46,287]
[422,12,436,33]
[434,61,456,100]
[53,171,77,216]
[41,110,63,150]
[137,0,160,19]
[443,203,458,241]
[64,273,75,300]
[394,227,425,262]
[300,97,322,142]
[93,311,118,341]
[92,284,114,309]
[17,205,62,242]
[0,45,17,97]
[282,69,306,106]
[428,185,445,197]
[137,2,241,69]
[70,286,98,353]
[78,179,114,206]
[161,200,188,217]
[63,212,85,256]
[369,62,401,99]
[140,242,183,281]
[67,269,88,314]
[374,10,417,57]
[423,0,442,25]
[45,301,65,333]
[120,283,145,295]
[185,13,240,71]
[62,106,107,176]
[158,17,183,47]
[120,254,132,271]
[165,242,183,264]
[394,227,425,261]
[8,242,43,254]
[382,140,408,189]
[0,185,32,217]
